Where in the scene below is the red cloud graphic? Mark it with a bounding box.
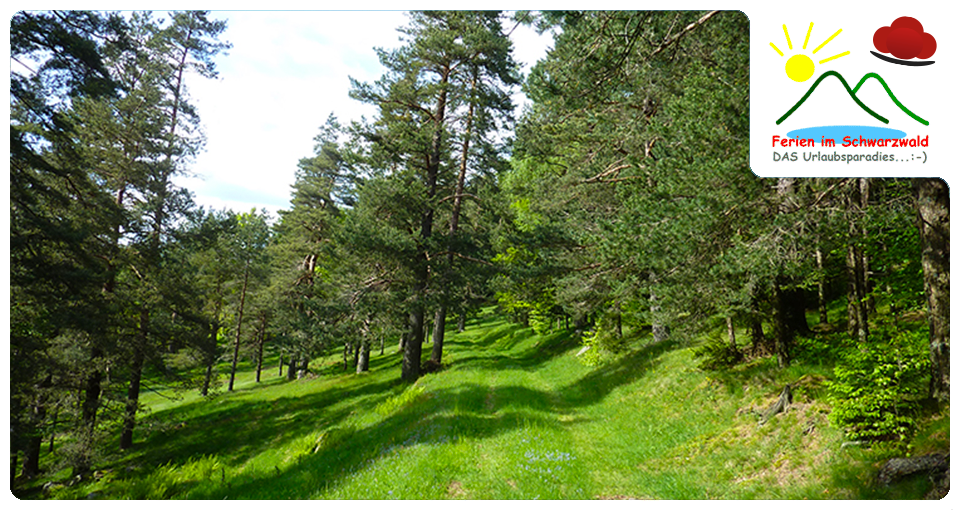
[874,17,936,60]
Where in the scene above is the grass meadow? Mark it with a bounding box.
[27,309,948,499]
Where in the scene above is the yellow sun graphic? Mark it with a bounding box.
[771,23,850,82]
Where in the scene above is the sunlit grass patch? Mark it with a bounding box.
[26,306,947,500]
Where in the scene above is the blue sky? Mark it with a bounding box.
[173,11,553,219]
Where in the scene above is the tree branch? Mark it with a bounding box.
[644,10,721,62]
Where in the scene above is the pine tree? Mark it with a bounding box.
[350,11,519,380]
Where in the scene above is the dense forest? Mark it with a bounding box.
[10,11,949,499]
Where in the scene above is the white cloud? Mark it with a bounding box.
[174,11,552,218]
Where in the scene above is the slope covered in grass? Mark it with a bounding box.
[35,310,947,499]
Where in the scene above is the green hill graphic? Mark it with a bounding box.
[776,71,929,126]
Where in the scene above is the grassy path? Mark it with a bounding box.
[39,309,948,499]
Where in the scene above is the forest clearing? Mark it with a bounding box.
[10,10,949,500]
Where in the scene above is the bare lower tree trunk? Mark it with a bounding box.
[916,178,949,401]
[782,286,811,337]
[751,318,765,353]
[861,178,876,314]
[287,354,297,380]
[255,317,266,383]
[458,314,466,333]
[650,272,669,344]
[357,339,370,373]
[816,242,829,325]
[76,345,103,476]
[22,435,42,479]
[846,243,869,341]
[120,309,147,449]
[727,316,737,349]
[297,356,309,379]
[200,322,217,397]
[431,307,447,365]
[403,305,425,381]
[48,407,58,453]
[20,374,51,478]
[228,263,250,392]
[846,181,869,342]
[201,363,214,397]
[772,281,793,368]
[81,348,103,431]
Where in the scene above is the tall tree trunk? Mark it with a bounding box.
[202,278,225,396]
[403,66,450,382]
[297,356,309,379]
[357,339,370,374]
[845,182,869,342]
[772,281,793,368]
[816,241,829,325]
[432,307,447,364]
[228,262,250,392]
[650,272,669,344]
[774,177,808,345]
[201,362,214,397]
[120,308,147,449]
[22,435,42,480]
[76,346,102,476]
[287,353,297,380]
[48,407,58,453]
[403,305,426,381]
[432,68,477,366]
[20,374,51,478]
[255,314,267,383]
[916,178,949,401]
[860,178,876,314]
[458,314,466,333]
[727,315,737,349]
[846,243,869,341]
[782,287,811,336]
[200,320,218,397]
[750,316,766,354]
[80,348,103,428]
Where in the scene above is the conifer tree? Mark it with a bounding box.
[350,11,519,380]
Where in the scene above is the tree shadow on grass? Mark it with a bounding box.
[555,338,679,409]
[199,384,571,499]
[216,336,677,498]
[122,375,404,477]
[447,326,580,373]
[111,319,682,499]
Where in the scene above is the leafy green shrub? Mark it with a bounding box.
[827,329,930,444]
[577,315,626,366]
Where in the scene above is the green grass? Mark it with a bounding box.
[22,309,948,499]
